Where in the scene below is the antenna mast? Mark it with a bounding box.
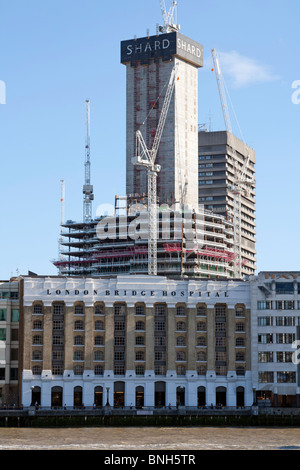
[83,99,94,222]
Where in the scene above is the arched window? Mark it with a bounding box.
[236,337,245,347]
[197,305,207,316]
[74,365,83,376]
[197,336,206,346]
[236,306,245,317]
[135,351,145,361]
[94,335,104,346]
[176,306,186,316]
[74,320,84,330]
[95,320,104,331]
[94,304,104,315]
[176,365,186,376]
[197,321,206,331]
[236,352,245,361]
[33,304,43,315]
[176,351,186,361]
[74,335,84,345]
[94,350,104,361]
[176,336,186,346]
[33,320,43,330]
[136,321,145,331]
[135,305,145,316]
[32,350,42,361]
[197,351,206,361]
[176,321,186,331]
[32,365,42,376]
[74,350,84,361]
[74,305,84,315]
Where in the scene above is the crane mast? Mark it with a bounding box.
[211,49,255,278]
[132,65,177,276]
[83,99,94,222]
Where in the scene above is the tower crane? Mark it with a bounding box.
[83,99,94,223]
[132,65,178,275]
[159,0,180,33]
[211,49,255,278]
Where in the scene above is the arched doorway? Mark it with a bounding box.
[176,386,185,406]
[74,386,83,407]
[51,386,63,408]
[136,386,144,408]
[94,386,103,407]
[31,386,41,406]
[216,386,226,407]
[236,386,245,407]
[114,381,125,407]
[197,386,206,407]
[155,381,166,407]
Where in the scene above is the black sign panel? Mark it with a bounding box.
[121,32,203,68]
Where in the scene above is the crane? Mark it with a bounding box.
[132,65,178,275]
[211,49,255,278]
[159,0,180,33]
[83,99,94,223]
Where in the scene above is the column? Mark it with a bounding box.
[104,305,114,373]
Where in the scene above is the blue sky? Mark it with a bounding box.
[0,0,299,279]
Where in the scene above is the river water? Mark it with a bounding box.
[0,426,300,450]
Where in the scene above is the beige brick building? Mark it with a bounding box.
[21,275,252,408]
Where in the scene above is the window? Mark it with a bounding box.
[53,335,63,345]
[74,350,84,361]
[259,352,273,363]
[155,321,165,331]
[197,306,206,316]
[32,365,42,376]
[95,320,104,331]
[114,351,124,361]
[94,365,104,376]
[115,321,125,331]
[277,372,296,383]
[176,321,186,331]
[11,309,19,322]
[155,305,166,316]
[277,352,293,363]
[257,301,272,310]
[135,351,145,361]
[0,309,6,321]
[176,365,186,376]
[33,305,43,315]
[32,350,42,361]
[197,351,206,361]
[258,317,272,326]
[52,365,64,376]
[236,337,245,347]
[236,322,245,332]
[94,304,104,315]
[197,336,206,346]
[33,335,43,345]
[197,321,206,331]
[276,301,295,310]
[53,320,64,330]
[155,351,166,361]
[136,321,145,331]
[276,316,295,326]
[114,337,125,346]
[236,352,245,361]
[236,366,245,376]
[276,282,294,295]
[176,306,186,316]
[155,337,166,346]
[74,335,84,345]
[176,351,186,361]
[94,336,104,346]
[135,336,145,346]
[197,366,206,376]
[74,305,84,315]
[135,305,145,316]
[258,334,273,344]
[235,307,245,317]
[94,350,104,361]
[74,365,83,376]
[74,320,84,330]
[276,333,295,344]
[33,320,43,330]
[259,372,274,383]
[114,366,125,375]
[53,304,64,315]
[176,336,186,346]
[136,365,144,376]
[114,304,126,315]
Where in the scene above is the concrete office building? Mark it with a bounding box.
[198,130,256,276]
[121,31,203,210]
[21,275,252,408]
[250,272,300,406]
[0,279,21,406]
